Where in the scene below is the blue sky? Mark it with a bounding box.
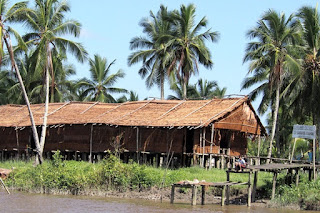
[14,0,320,125]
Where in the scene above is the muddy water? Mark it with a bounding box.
[0,191,314,213]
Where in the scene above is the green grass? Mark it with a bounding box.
[1,152,318,210]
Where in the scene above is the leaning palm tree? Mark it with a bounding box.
[192,78,218,99]
[76,54,127,102]
[128,5,172,100]
[166,4,219,99]
[23,0,87,162]
[244,10,301,162]
[0,0,44,163]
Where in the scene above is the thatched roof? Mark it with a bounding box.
[0,97,266,135]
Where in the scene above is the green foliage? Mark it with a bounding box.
[274,178,320,209]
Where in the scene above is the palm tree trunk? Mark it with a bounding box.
[39,45,51,155]
[3,31,43,164]
[160,71,164,100]
[267,83,280,164]
[182,77,187,100]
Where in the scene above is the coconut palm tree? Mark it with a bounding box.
[76,54,127,102]
[294,6,320,128]
[22,0,87,162]
[0,0,44,163]
[117,90,139,103]
[244,10,301,162]
[167,79,196,100]
[128,5,172,100]
[166,4,219,99]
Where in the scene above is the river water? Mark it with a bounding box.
[0,191,315,213]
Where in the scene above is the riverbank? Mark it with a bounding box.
[0,153,319,210]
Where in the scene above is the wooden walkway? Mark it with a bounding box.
[246,163,320,200]
[171,180,250,206]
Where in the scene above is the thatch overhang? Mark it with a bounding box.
[0,97,266,135]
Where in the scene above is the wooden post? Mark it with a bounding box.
[170,185,175,204]
[201,185,206,205]
[199,129,203,167]
[257,135,261,158]
[89,124,93,163]
[313,138,316,180]
[209,124,214,170]
[221,156,225,169]
[192,185,197,205]
[248,171,252,207]
[295,169,299,187]
[136,127,139,164]
[226,170,230,205]
[0,177,10,194]
[15,129,20,160]
[290,138,297,164]
[221,185,226,206]
[252,170,258,202]
[202,128,206,168]
[271,172,278,200]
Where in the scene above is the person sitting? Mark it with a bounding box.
[235,156,247,171]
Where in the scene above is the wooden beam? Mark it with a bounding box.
[202,128,206,167]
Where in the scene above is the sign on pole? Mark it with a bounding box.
[291,124,317,180]
[292,125,316,139]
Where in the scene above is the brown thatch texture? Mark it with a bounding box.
[0,97,266,135]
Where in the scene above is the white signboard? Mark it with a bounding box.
[292,124,316,139]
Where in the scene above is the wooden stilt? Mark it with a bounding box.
[221,185,226,206]
[202,128,206,168]
[296,169,299,187]
[170,185,175,204]
[192,185,197,205]
[271,172,278,200]
[136,127,140,164]
[252,171,258,202]
[201,185,206,205]
[209,125,214,170]
[89,124,93,163]
[226,170,230,205]
[248,171,252,207]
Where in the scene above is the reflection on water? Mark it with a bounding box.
[0,191,314,213]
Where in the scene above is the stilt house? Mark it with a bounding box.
[0,96,266,167]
